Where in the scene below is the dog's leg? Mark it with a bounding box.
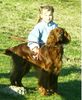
[48,61,61,93]
[38,70,58,95]
[10,53,31,87]
[38,69,51,95]
[48,73,58,93]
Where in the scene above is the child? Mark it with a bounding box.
[27,5,58,59]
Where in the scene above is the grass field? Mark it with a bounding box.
[0,0,81,100]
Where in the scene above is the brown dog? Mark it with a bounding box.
[5,27,71,95]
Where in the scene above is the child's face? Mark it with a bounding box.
[41,9,53,23]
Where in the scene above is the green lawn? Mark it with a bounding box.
[0,0,81,100]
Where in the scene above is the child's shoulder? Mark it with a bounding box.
[34,21,44,29]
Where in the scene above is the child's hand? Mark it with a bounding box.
[32,47,40,60]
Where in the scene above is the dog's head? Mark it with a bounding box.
[46,27,71,46]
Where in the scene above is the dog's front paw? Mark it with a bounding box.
[38,86,47,95]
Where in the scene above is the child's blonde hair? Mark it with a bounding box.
[38,5,54,23]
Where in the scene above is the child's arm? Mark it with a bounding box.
[27,25,40,50]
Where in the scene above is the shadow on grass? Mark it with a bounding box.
[0,66,81,100]
[59,80,81,100]
[0,73,10,78]
[60,65,81,76]
[58,65,81,100]
[0,84,27,100]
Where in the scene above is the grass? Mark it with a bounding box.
[0,0,81,100]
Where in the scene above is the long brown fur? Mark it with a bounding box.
[5,27,71,95]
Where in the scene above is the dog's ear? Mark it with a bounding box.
[63,30,71,44]
[46,29,57,46]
